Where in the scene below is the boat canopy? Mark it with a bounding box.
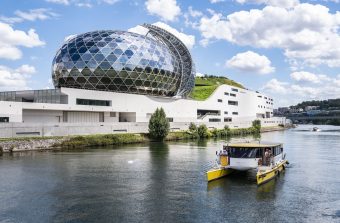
[225,142,282,149]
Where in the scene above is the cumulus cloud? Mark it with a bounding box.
[290,71,320,83]
[210,0,225,3]
[145,0,181,21]
[235,0,299,8]
[0,65,36,91]
[261,73,340,106]
[0,8,58,24]
[261,78,288,94]
[226,51,275,74]
[46,0,70,5]
[0,22,45,60]
[129,22,195,49]
[198,3,340,68]
[46,0,118,7]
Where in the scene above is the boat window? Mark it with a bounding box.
[228,147,259,158]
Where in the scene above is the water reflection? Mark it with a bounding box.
[0,125,339,222]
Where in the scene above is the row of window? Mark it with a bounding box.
[224,92,237,97]
[76,98,111,106]
[209,118,233,123]
[218,99,238,106]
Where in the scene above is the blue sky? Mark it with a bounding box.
[0,0,339,107]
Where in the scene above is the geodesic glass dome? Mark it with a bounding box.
[52,24,195,97]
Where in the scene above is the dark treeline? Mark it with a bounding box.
[294,98,340,110]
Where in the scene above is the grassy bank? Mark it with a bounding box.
[0,125,282,152]
[56,133,148,149]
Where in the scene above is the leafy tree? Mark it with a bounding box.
[189,122,197,132]
[252,119,261,133]
[148,108,170,140]
[197,124,208,138]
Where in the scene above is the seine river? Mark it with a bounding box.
[0,125,339,223]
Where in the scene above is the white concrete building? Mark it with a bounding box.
[0,24,285,138]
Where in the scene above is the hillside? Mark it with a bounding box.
[294,99,340,110]
[189,75,245,101]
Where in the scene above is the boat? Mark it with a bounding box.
[312,127,320,132]
[206,142,289,185]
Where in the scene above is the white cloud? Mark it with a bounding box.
[226,51,275,74]
[153,22,195,49]
[262,73,340,106]
[15,64,36,74]
[101,0,120,4]
[129,22,195,50]
[0,22,45,60]
[0,65,36,91]
[145,0,181,21]
[198,3,340,68]
[64,34,77,42]
[210,0,225,3]
[261,78,288,94]
[188,6,202,17]
[0,8,58,24]
[76,2,93,8]
[236,0,299,8]
[46,0,70,5]
[290,71,320,83]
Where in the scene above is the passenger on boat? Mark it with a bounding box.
[264,149,270,166]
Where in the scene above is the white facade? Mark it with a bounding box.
[0,85,285,137]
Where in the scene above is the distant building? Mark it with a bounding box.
[305,106,319,111]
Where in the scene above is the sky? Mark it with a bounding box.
[0,0,339,107]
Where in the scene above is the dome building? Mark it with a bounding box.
[52,24,195,97]
[0,23,284,138]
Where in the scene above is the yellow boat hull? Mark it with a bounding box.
[256,160,288,185]
[207,168,233,182]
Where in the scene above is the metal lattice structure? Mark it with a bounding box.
[52,24,195,97]
[142,24,195,97]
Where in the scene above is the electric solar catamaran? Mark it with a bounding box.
[206,142,289,185]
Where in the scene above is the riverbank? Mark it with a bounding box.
[0,126,288,153]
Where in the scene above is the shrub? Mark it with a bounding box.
[188,122,197,132]
[252,119,261,133]
[197,124,208,138]
[148,107,170,141]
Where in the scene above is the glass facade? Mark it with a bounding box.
[52,24,195,97]
[0,89,67,104]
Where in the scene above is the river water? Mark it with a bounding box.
[0,125,339,223]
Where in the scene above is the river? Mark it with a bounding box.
[0,125,339,223]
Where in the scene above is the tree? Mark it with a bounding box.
[197,124,208,138]
[189,122,197,132]
[252,119,261,133]
[148,107,170,140]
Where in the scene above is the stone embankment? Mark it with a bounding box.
[0,138,67,153]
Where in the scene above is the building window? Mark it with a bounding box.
[224,92,229,96]
[231,88,238,92]
[232,112,238,115]
[167,117,174,122]
[228,100,238,106]
[0,117,9,122]
[76,98,111,106]
[257,95,262,98]
[218,99,223,102]
[230,93,236,97]
[209,118,221,122]
[224,118,232,122]
[110,112,116,117]
[264,97,267,99]
[224,111,228,114]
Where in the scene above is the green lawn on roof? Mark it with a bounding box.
[189,76,244,101]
